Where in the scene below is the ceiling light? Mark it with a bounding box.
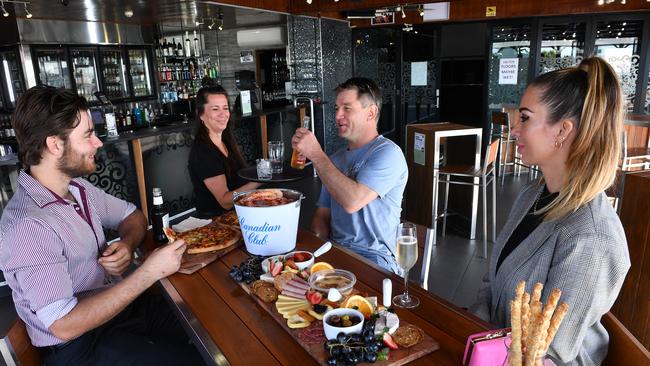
[306,0,312,3]
[401,8,406,18]
[395,5,401,12]
[1,2,8,17]
[418,6,424,17]
[124,8,133,18]
[23,2,30,18]
[208,19,215,30]
[597,0,604,4]
[195,19,204,26]
[218,20,223,31]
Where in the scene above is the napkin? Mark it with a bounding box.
[172,217,212,233]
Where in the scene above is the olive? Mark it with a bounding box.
[330,315,341,325]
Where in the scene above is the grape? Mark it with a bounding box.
[349,334,362,343]
[326,356,338,365]
[330,346,342,357]
[336,332,347,344]
[365,352,377,363]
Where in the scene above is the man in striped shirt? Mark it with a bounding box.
[0,86,203,365]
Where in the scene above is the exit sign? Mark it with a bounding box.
[486,6,496,17]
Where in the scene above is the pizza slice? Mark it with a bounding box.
[214,210,240,230]
[163,224,241,254]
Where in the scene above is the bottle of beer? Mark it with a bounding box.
[151,187,170,244]
[290,116,311,169]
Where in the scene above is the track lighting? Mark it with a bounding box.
[208,19,215,30]
[401,7,406,18]
[418,6,424,17]
[306,0,312,4]
[218,20,223,31]
[1,2,8,17]
[23,1,30,18]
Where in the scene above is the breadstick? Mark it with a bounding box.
[542,302,570,354]
[521,292,531,351]
[509,299,523,366]
[531,282,543,303]
[525,311,546,366]
[534,288,562,359]
[525,300,542,359]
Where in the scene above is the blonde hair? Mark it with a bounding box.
[530,57,623,220]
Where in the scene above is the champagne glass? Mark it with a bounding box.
[392,223,420,308]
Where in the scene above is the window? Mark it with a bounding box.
[489,24,531,107]
[539,22,586,73]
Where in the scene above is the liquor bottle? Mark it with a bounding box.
[151,187,170,244]
[132,103,143,127]
[125,109,132,127]
[184,31,191,58]
[166,39,174,56]
[176,39,183,57]
[290,116,311,169]
[193,30,200,58]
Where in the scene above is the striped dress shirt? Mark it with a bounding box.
[0,171,135,346]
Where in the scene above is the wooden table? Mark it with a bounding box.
[144,229,490,365]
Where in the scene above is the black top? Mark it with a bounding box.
[496,185,559,272]
[188,139,247,219]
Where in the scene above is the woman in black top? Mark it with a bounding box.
[188,86,261,218]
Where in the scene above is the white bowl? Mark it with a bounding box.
[283,251,314,271]
[322,308,364,341]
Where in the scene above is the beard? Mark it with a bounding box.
[57,143,96,178]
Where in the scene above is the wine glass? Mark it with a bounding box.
[392,223,420,308]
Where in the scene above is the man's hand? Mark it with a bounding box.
[98,241,133,276]
[291,128,324,161]
[139,239,186,282]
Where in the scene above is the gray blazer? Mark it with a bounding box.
[470,182,630,366]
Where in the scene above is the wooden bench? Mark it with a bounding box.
[602,312,650,366]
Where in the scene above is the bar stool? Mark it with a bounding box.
[621,130,650,171]
[438,138,500,258]
[491,111,516,182]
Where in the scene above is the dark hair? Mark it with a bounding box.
[335,77,383,117]
[194,85,247,176]
[528,56,623,220]
[12,86,88,167]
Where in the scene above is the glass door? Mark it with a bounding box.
[539,21,586,73]
[489,24,532,108]
[127,48,153,98]
[99,48,128,99]
[0,48,25,110]
[33,47,72,88]
[70,47,100,100]
[595,20,643,113]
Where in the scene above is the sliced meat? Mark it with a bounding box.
[281,288,306,299]
[283,281,308,295]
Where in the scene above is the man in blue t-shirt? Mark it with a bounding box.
[291,78,408,274]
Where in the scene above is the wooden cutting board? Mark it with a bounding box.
[239,281,440,365]
[178,239,242,274]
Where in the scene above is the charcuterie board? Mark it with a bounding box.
[237,280,440,366]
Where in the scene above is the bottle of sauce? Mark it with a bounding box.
[290,116,311,169]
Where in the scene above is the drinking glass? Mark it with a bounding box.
[392,222,420,308]
[268,141,284,174]
[256,159,272,180]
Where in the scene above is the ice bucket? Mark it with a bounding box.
[233,189,303,256]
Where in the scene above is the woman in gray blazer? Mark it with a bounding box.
[470,57,630,365]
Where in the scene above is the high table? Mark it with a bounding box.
[142,229,490,365]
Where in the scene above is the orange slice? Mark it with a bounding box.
[310,262,334,274]
[343,295,374,319]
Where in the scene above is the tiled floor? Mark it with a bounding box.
[287,169,532,309]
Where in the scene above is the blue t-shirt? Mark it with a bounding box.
[317,136,408,273]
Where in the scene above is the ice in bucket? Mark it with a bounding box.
[233,189,302,256]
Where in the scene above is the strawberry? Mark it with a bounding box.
[383,333,399,350]
[270,261,282,277]
[306,290,323,305]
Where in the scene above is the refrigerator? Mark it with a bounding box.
[0,47,26,110]
[33,46,72,89]
[126,47,154,98]
[99,48,128,100]
[70,47,100,100]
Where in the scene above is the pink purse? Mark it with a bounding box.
[463,328,510,366]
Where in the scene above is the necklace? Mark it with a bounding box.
[533,188,558,212]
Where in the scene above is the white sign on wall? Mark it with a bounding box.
[499,58,519,85]
[411,62,428,86]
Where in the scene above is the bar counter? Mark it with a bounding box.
[142,229,491,365]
